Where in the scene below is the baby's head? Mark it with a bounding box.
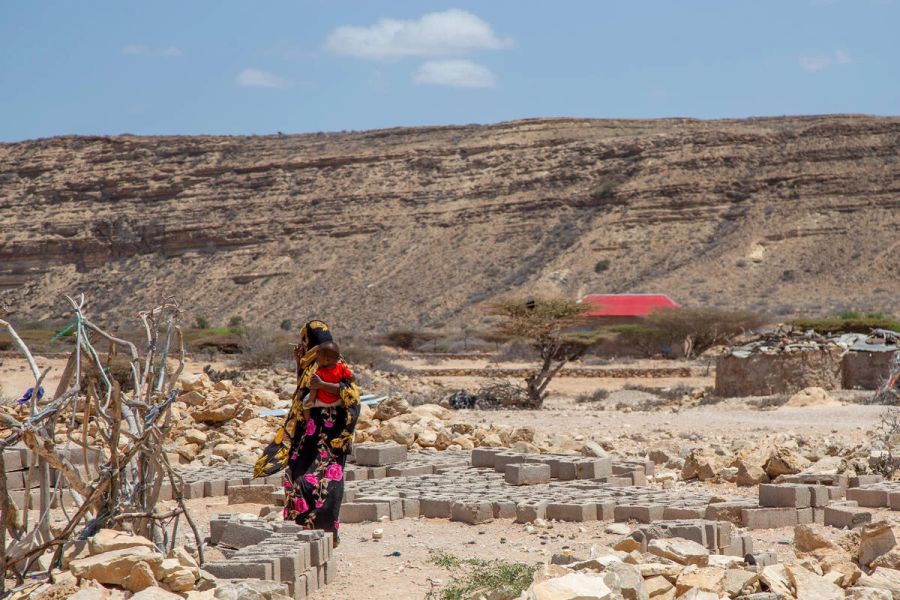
[316,341,341,367]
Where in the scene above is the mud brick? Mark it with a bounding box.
[705,501,757,526]
[471,448,502,468]
[228,484,276,505]
[204,560,273,580]
[505,463,551,486]
[741,507,798,530]
[339,502,386,523]
[614,504,664,523]
[182,480,205,499]
[759,484,811,508]
[367,467,387,479]
[824,504,872,529]
[663,506,706,520]
[847,487,888,508]
[204,480,227,497]
[402,498,421,518]
[354,443,407,467]
[516,500,548,523]
[492,500,517,519]
[547,502,597,522]
[450,501,493,524]
[419,497,453,518]
[849,475,884,488]
[219,522,273,549]
[386,465,433,477]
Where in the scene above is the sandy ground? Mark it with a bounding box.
[1,354,891,599]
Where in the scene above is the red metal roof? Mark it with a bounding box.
[580,294,680,317]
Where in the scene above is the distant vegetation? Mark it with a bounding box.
[791,310,899,334]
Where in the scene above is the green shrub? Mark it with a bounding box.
[194,316,209,329]
[791,314,900,334]
[380,329,443,351]
[426,551,537,600]
[279,319,293,331]
[228,315,244,328]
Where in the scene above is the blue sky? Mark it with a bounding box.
[1,1,897,141]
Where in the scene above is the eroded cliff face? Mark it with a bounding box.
[1,116,898,333]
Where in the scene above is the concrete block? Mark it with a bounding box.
[547,502,597,522]
[228,484,277,505]
[354,443,407,467]
[492,500,518,519]
[614,504,665,523]
[355,495,402,520]
[849,475,884,487]
[471,448,501,468]
[847,487,888,508]
[338,503,386,523]
[504,463,551,486]
[808,485,830,507]
[515,501,548,523]
[219,522,273,549]
[450,501,493,524]
[2,449,25,472]
[386,465,433,477]
[204,480,227,497]
[420,497,453,519]
[741,508,798,530]
[759,484,811,508]
[595,501,617,521]
[182,480,205,499]
[203,560,273,580]
[824,505,872,529]
[663,506,706,520]
[401,498,420,518]
[575,458,613,479]
[367,467,387,479]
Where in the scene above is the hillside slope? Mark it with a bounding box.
[1,115,898,335]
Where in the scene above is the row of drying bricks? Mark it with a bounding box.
[205,515,334,600]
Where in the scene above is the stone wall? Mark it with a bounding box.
[842,350,899,390]
[714,348,843,397]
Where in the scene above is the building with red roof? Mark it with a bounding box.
[580,294,680,322]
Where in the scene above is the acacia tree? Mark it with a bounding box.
[490,297,600,408]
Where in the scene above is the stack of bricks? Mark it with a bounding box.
[340,462,721,525]
[205,514,334,599]
[628,519,754,557]
[174,464,283,500]
[739,482,872,530]
[345,445,470,481]
[846,480,900,509]
[3,444,102,509]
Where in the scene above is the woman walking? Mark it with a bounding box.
[254,320,360,545]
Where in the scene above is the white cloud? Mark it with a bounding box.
[413,59,495,88]
[799,49,852,72]
[236,68,289,88]
[326,9,511,60]
[122,44,182,57]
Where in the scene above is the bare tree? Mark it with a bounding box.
[489,297,600,408]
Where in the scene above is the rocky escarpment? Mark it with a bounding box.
[1,115,898,334]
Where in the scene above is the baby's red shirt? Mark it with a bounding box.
[314,362,352,404]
